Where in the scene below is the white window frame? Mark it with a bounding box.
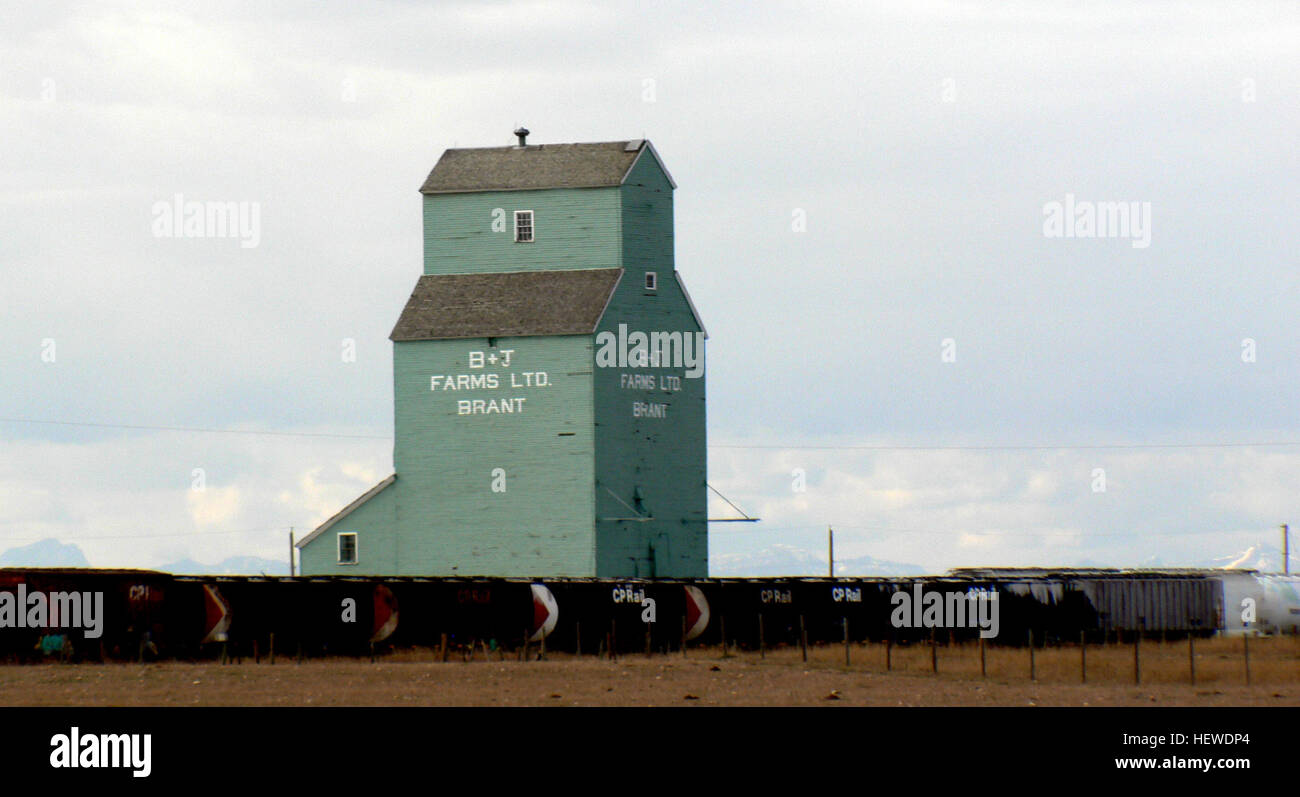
[644,271,657,291]
[337,532,358,565]
[514,210,534,243]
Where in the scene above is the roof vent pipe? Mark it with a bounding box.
[514,127,529,146]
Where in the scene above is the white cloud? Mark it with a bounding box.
[1,0,1296,573]
[186,484,240,526]
[709,443,1299,571]
[0,432,389,568]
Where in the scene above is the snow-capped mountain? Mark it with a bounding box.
[710,544,925,577]
[1209,542,1296,573]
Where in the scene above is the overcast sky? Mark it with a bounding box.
[1,0,1297,572]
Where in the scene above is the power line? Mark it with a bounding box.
[0,525,298,542]
[711,441,1300,451]
[5,416,1300,451]
[1,418,1292,542]
[0,417,389,440]
[709,522,1278,539]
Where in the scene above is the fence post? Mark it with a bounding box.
[1134,617,1143,685]
[1080,630,1086,684]
[758,615,765,659]
[269,633,275,666]
[799,615,808,663]
[842,617,850,667]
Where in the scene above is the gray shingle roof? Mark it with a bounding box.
[390,268,624,341]
[420,140,665,194]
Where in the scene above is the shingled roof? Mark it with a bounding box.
[419,139,675,194]
[390,268,624,341]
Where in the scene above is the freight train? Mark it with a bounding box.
[0,567,1295,662]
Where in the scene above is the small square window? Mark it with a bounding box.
[514,210,534,243]
[338,533,358,565]
[644,271,657,291]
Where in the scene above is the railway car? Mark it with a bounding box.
[540,578,701,655]
[1220,572,1300,635]
[0,567,1292,663]
[0,568,171,662]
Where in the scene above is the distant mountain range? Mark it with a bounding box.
[1207,542,1296,572]
[159,556,290,576]
[0,539,287,574]
[713,541,1300,576]
[0,538,91,567]
[710,544,926,577]
[0,537,1293,576]
[1102,543,1296,572]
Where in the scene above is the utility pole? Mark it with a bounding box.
[1283,524,1290,575]
[828,526,834,579]
[289,528,295,577]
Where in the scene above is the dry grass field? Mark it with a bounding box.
[0,636,1296,706]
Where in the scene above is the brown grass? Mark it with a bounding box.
[831,634,1300,686]
[0,636,1295,706]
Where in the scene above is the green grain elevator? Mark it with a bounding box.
[297,131,708,578]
